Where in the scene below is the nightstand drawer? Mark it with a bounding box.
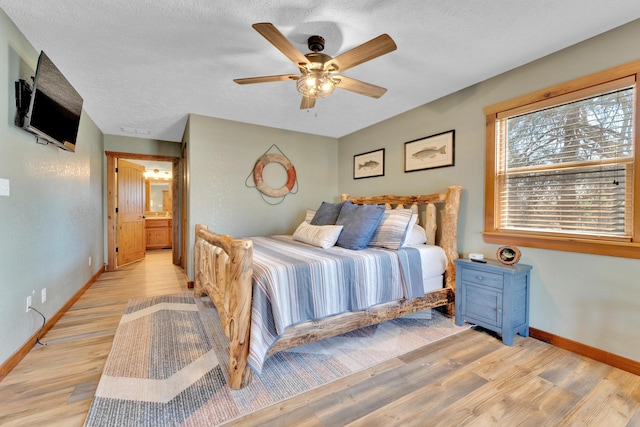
[460,268,503,289]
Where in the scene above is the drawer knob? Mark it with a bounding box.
[476,275,484,280]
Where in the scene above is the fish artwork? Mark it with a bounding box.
[358,160,379,169]
[412,145,446,160]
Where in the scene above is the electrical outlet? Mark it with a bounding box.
[89,256,92,266]
[41,288,47,303]
[26,295,32,313]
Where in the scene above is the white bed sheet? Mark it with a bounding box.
[408,244,448,293]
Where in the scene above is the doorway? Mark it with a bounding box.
[134,159,173,252]
[106,151,181,271]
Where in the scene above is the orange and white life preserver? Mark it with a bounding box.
[253,153,296,198]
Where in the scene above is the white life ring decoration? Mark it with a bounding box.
[253,153,297,198]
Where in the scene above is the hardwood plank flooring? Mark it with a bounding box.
[0,250,187,426]
[1,249,639,426]
[228,330,640,427]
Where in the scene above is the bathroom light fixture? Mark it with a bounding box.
[144,169,172,180]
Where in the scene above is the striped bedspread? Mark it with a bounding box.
[248,235,424,373]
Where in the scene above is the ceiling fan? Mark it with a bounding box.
[233,23,397,109]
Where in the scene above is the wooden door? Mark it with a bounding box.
[116,159,146,266]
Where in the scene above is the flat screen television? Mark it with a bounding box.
[21,51,83,152]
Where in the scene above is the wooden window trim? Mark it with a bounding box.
[484,59,640,259]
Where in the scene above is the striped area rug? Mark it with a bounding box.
[84,292,469,426]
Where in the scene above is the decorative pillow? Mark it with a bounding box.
[368,209,414,250]
[403,223,428,246]
[292,221,343,249]
[305,209,316,223]
[335,203,386,250]
[395,203,418,221]
[310,201,345,225]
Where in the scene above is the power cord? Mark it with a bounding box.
[28,306,48,346]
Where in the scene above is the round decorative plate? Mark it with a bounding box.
[496,246,521,265]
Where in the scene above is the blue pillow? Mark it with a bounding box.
[310,201,345,225]
[335,203,386,250]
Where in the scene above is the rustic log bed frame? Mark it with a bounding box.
[194,185,462,389]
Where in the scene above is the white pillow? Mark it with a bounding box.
[403,223,428,246]
[305,209,316,223]
[293,221,343,249]
[401,213,419,246]
[368,209,414,250]
[395,203,418,220]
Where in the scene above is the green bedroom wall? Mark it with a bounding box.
[184,114,339,277]
[338,18,640,363]
[0,10,105,366]
[103,134,182,157]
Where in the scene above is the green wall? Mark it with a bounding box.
[338,19,640,363]
[184,114,338,276]
[103,134,182,157]
[0,9,104,366]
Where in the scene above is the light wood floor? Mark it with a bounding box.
[0,250,187,426]
[1,250,639,426]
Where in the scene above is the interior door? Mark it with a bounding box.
[116,159,146,267]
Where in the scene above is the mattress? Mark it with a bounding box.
[410,243,447,292]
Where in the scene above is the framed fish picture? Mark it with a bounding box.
[404,130,455,172]
[354,148,385,179]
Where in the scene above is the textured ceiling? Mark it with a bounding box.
[2,1,640,142]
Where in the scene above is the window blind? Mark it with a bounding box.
[496,84,635,238]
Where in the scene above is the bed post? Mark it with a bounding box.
[440,186,462,313]
[193,225,254,389]
[194,224,206,297]
[226,238,253,389]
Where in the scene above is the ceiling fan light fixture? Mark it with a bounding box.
[296,71,336,98]
[235,23,397,108]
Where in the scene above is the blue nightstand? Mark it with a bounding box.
[454,258,532,345]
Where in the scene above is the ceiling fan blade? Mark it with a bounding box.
[252,23,310,67]
[328,34,397,72]
[335,76,387,98]
[300,96,316,109]
[234,74,300,84]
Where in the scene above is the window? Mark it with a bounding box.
[484,61,640,258]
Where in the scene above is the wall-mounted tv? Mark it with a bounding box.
[19,51,83,152]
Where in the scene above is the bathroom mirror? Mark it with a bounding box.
[146,179,171,214]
